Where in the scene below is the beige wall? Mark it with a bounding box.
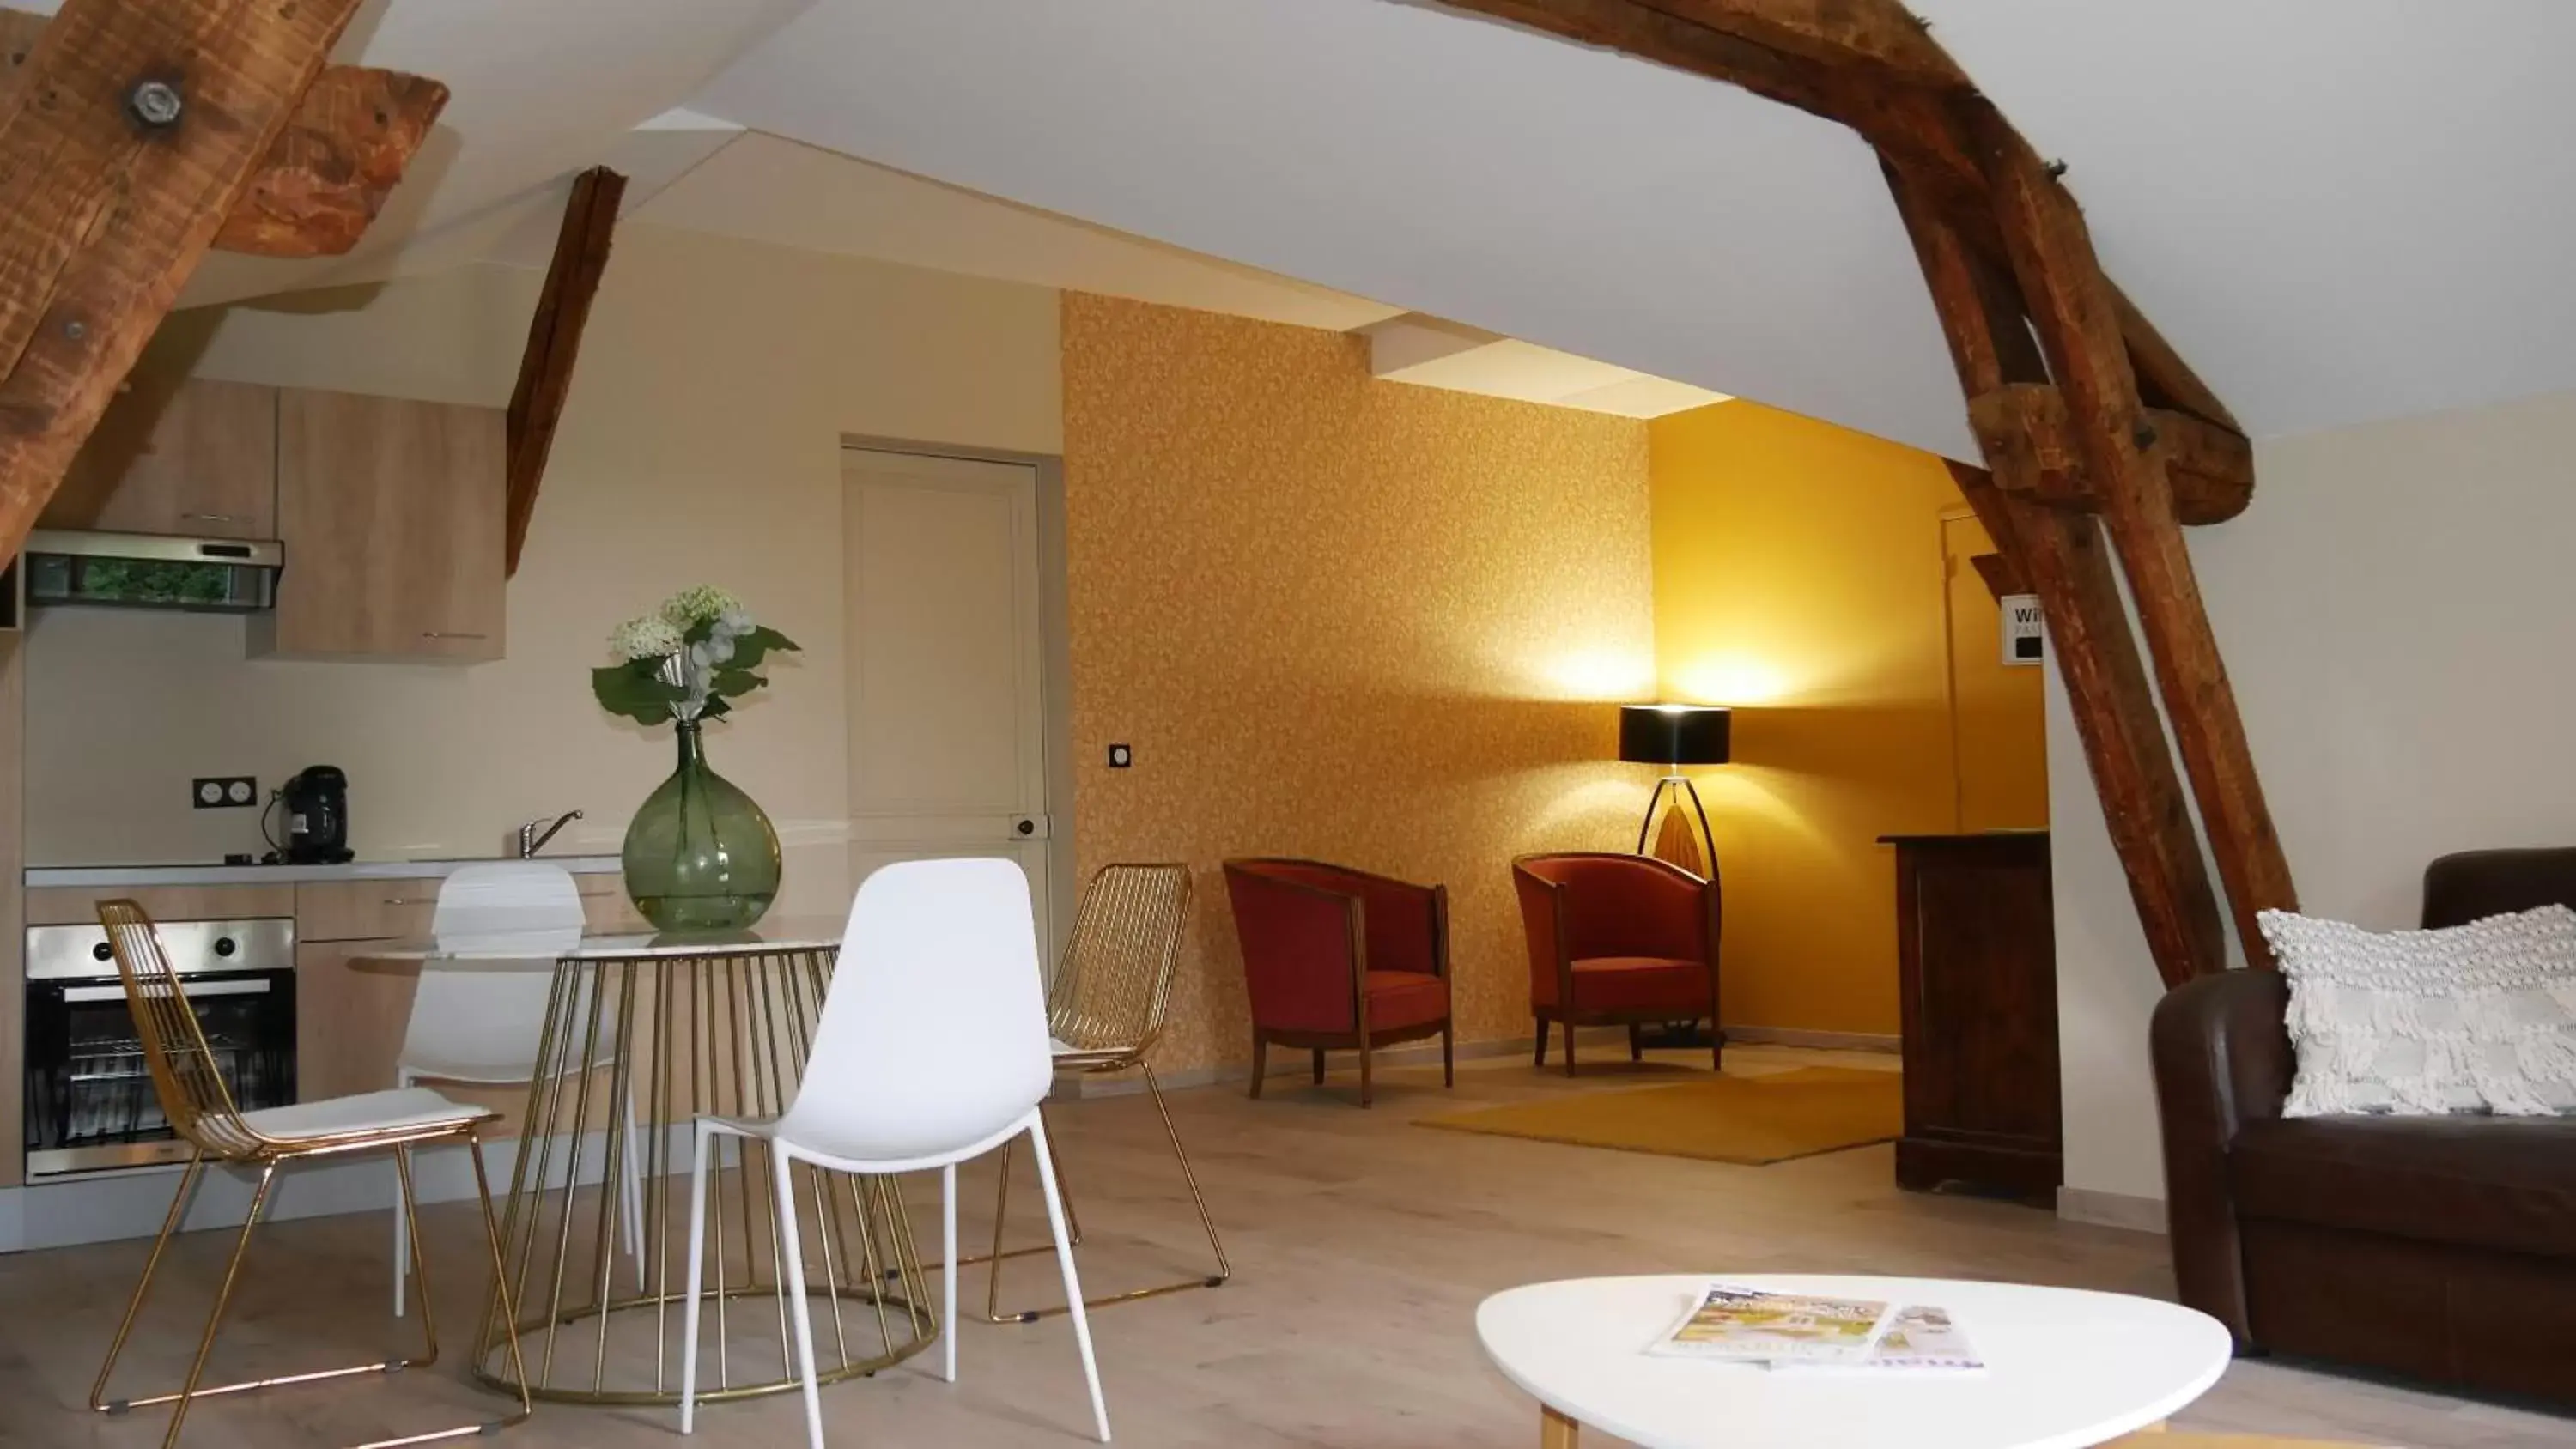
[25,225,1061,923]
[2051,385,2576,1203]
[1062,294,1655,1075]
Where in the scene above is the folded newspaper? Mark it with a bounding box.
[1647,1285,1984,1373]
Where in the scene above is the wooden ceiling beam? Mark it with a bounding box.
[212,66,450,259]
[0,12,445,260]
[1889,164,2227,988]
[1633,0,1970,88]
[1965,98,2293,966]
[1969,383,2253,525]
[0,0,367,564]
[505,166,628,578]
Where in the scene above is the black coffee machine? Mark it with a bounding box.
[274,765,352,864]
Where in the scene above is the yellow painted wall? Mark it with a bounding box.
[1649,401,2044,1038]
[1063,294,1656,1074]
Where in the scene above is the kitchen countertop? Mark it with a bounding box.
[24,856,624,888]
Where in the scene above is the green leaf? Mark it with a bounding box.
[727,626,799,670]
[698,695,733,719]
[592,661,684,725]
[708,668,766,699]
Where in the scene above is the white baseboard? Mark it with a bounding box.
[2057,1185,2166,1234]
[0,1124,673,1255]
[1723,1025,1901,1053]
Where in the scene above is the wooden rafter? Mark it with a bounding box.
[1889,166,2227,988]
[1963,99,2293,965]
[0,12,446,260]
[1436,0,2294,978]
[1967,383,2251,525]
[0,0,368,563]
[505,166,628,577]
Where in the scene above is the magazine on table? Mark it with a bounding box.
[1645,1283,1895,1365]
[1646,1286,1984,1373]
[1774,1304,1986,1375]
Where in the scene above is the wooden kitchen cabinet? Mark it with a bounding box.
[293,878,440,943]
[252,388,507,663]
[295,940,416,1102]
[26,882,296,926]
[42,376,278,540]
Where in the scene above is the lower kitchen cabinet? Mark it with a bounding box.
[295,941,418,1103]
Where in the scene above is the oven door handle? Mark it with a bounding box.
[61,979,274,1003]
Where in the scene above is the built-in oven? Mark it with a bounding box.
[22,918,295,1179]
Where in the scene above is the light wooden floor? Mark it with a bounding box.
[4,1045,2572,1448]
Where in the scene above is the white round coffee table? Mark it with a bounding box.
[1477,1275,2232,1449]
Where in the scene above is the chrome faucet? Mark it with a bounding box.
[517,809,583,858]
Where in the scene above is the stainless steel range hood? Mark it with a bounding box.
[23,529,282,612]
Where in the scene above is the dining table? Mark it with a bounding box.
[355,919,937,1409]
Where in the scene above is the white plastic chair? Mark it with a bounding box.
[392,862,645,1316]
[679,858,1110,1446]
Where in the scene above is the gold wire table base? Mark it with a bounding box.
[472,943,934,1407]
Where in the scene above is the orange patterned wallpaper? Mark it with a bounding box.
[1063,294,1656,1077]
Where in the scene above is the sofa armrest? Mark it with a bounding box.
[2149,967,2293,1344]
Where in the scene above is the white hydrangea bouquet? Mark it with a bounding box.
[592,585,799,726]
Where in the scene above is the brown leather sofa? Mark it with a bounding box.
[2151,847,2576,1403]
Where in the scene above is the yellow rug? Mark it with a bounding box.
[1414,1066,1903,1166]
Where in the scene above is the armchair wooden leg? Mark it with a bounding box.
[1711,1023,1724,1072]
[1534,1018,1548,1067]
[1628,1023,1643,1062]
[1249,1035,1267,1100]
[1563,1022,1577,1078]
[1442,1025,1455,1088]
[1312,1049,1324,1086]
[1358,1041,1375,1108]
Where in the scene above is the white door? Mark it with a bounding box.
[842,448,1053,944]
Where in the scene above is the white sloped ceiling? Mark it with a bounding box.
[688,0,2576,456]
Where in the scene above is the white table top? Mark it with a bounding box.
[355,916,847,961]
[1475,1275,2232,1449]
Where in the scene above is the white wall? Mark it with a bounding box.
[25,226,1061,920]
[2052,386,2576,1203]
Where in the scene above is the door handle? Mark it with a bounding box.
[422,631,489,640]
[1015,819,1036,836]
[64,978,273,1003]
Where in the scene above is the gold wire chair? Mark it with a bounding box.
[975,863,1232,1322]
[87,900,532,1449]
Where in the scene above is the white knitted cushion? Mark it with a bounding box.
[2258,905,2576,1118]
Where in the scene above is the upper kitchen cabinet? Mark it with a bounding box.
[43,376,278,539]
[252,389,507,663]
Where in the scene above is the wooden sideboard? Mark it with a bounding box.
[1881,831,2061,1203]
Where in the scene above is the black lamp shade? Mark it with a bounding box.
[1619,704,1731,767]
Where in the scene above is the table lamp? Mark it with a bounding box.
[1619,704,1731,873]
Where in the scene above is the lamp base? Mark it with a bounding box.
[1636,773,1718,882]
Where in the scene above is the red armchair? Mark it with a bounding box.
[1513,852,1722,1076]
[1222,858,1453,1107]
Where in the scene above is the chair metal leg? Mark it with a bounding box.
[466,1137,534,1436]
[679,1122,714,1435]
[393,1069,416,1319]
[160,1163,277,1449]
[1028,1116,1110,1444]
[94,1134,529,1449]
[770,1149,826,1449]
[622,1088,647,1291]
[941,1163,959,1383]
[89,1155,202,1416]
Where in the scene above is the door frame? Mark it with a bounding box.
[840,433,1077,965]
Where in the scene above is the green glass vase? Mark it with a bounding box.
[621,720,781,931]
